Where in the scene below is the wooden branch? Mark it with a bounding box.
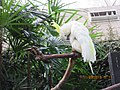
[27,46,80,62]
[51,58,75,90]
[102,83,120,90]
[27,46,120,90]
[26,46,81,90]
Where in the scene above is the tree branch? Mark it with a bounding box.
[27,46,80,62]
[51,58,75,90]
[102,83,120,90]
[27,46,81,90]
[27,46,120,90]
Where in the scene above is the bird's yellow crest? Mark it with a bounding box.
[51,21,60,33]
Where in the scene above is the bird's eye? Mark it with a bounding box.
[65,35,67,36]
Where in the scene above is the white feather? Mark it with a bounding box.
[60,21,96,74]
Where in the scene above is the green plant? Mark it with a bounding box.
[1,0,116,90]
[0,0,32,89]
[0,0,53,89]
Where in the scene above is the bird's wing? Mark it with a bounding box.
[71,22,96,74]
[71,22,96,63]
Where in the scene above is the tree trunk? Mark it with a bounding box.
[0,27,6,89]
[0,1,6,89]
[0,27,4,89]
[0,28,3,89]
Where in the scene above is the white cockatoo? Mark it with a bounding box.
[51,21,96,74]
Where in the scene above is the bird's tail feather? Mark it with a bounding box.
[88,61,94,75]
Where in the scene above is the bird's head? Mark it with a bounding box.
[51,21,71,40]
[51,21,60,33]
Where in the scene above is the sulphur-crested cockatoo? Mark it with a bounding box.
[51,21,96,74]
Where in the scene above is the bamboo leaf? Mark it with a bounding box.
[8,12,30,23]
[84,19,88,26]
[65,10,78,23]
[59,12,66,25]
[89,26,97,32]
[48,0,52,14]
[6,0,13,12]
[13,77,27,89]
[8,3,28,21]
[10,0,20,13]
[75,16,83,21]
[9,23,30,26]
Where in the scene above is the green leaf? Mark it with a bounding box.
[89,26,97,32]
[59,12,66,25]
[90,32,103,39]
[10,0,20,13]
[65,10,78,23]
[75,16,83,21]
[84,19,88,26]
[6,0,13,12]
[8,3,28,21]
[9,23,31,26]
[8,13,30,23]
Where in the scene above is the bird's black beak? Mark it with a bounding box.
[67,34,70,40]
[67,36,69,40]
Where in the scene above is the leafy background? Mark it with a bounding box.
[0,0,120,90]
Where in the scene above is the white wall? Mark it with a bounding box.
[76,5,120,41]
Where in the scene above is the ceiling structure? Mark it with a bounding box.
[63,0,120,9]
[20,0,120,9]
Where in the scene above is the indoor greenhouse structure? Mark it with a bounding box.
[0,0,120,90]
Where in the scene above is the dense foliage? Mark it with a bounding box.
[0,0,120,90]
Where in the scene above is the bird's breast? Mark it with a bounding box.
[70,39,82,53]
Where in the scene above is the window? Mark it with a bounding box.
[108,11,112,15]
[90,10,117,17]
[89,10,119,22]
[99,12,106,16]
[94,12,99,16]
[90,13,94,16]
[113,11,116,15]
